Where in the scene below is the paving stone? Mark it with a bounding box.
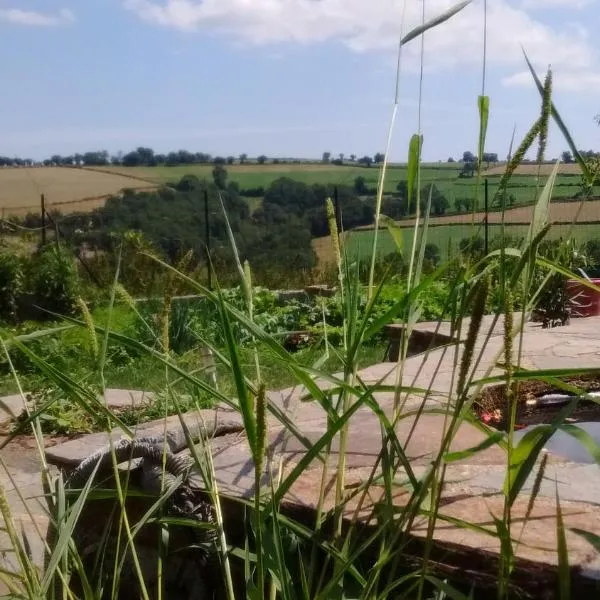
[14,315,600,589]
[0,394,28,426]
[44,408,245,469]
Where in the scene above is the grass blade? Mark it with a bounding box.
[400,1,472,46]
[556,484,570,600]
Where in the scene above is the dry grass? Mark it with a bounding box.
[0,167,156,216]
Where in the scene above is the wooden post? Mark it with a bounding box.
[204,189,212,291]
[484,178,489,255]
[41,194,47,246]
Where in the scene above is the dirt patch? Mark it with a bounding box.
[474,375,600,431]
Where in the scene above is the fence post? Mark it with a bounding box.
[484,178,489,255]
[204,189,212,291]
[41,194,47,246]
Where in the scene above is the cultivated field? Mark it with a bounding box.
[88,163,462,192]
[0,167,156,216]
[0,162,592,218]
[485,163,584,176]
[314,199,600,265]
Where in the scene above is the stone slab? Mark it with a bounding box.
[44,408,245,469]
[0,394,27,426]
[101,388,155,409]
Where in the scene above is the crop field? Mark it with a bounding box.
[0,162,593,218]
[88,163,462,192]
[77,163,598,215]
[314,199,600,265]
[314,222,600,266]
[0,167,156,216]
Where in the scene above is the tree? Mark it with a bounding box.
[354,176,369,195]
[482,152,498,167]
[212,165,228,190]
[226,156,235,165]
[462,151,476,163]
[350,154,356,162]
[459,162,476,178]
[338,153,345,162]
[239,153,248,164]
[459,236,485,260]
[561,150,574,164]
[213,156,226,165]
[422,184,449,216]
[447,157,455,163]
[322,152,331,164]
[373,152,385,164]
[257,155,268,165]
[424,243,440,266]
[358,155,373,167]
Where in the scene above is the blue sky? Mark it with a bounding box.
[0,0,598,162]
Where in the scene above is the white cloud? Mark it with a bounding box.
[124,0,597,72]
[521,0,590,8]
[0,8,75,27]
[503,69,600,94]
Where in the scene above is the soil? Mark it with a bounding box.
[474,375,600,432]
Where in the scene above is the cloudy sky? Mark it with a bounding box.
[0,0,598,161]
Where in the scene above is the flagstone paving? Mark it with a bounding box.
[4,316,600,594]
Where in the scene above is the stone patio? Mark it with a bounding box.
[4,316,600,595]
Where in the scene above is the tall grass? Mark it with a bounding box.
[3,2,600,599]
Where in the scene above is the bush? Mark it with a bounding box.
[26,245,80,317]
[0,251,23,322]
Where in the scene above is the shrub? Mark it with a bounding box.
[0,251,23,322]
[26,245,80,317]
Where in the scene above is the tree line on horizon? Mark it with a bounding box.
[1,146,596,172]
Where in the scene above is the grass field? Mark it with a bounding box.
[0,162,592,218]
[89,163,463,191]
[313,221,600,266]
[0,166,156,215]
[314,198,600,265]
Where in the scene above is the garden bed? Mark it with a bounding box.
[474,375,600,431]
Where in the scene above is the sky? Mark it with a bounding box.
[0,0,599,162]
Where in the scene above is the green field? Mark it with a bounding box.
[90,163,462,192]
[0,162,595,217]
[89,163,596,212]
[323,222,600,264]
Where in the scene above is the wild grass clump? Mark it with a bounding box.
[3,3,600,599]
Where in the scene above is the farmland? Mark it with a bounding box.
[0,162,594,218]
[314,222,600,265]
[314,199,600,265]
[0,166,156,215]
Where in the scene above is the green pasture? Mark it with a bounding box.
[343,222,600,263]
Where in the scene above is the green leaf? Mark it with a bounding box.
[407,134,422,217]
[443,430,505,463]
[570,528,600,552]
[559,424,600,464]
[380,215,404,254]
[477,95,490,173]
[556,485,570,600]
[505,400,577,506]
[425,576,472,600]
[528,160,560,245]
[401,1,472,46]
